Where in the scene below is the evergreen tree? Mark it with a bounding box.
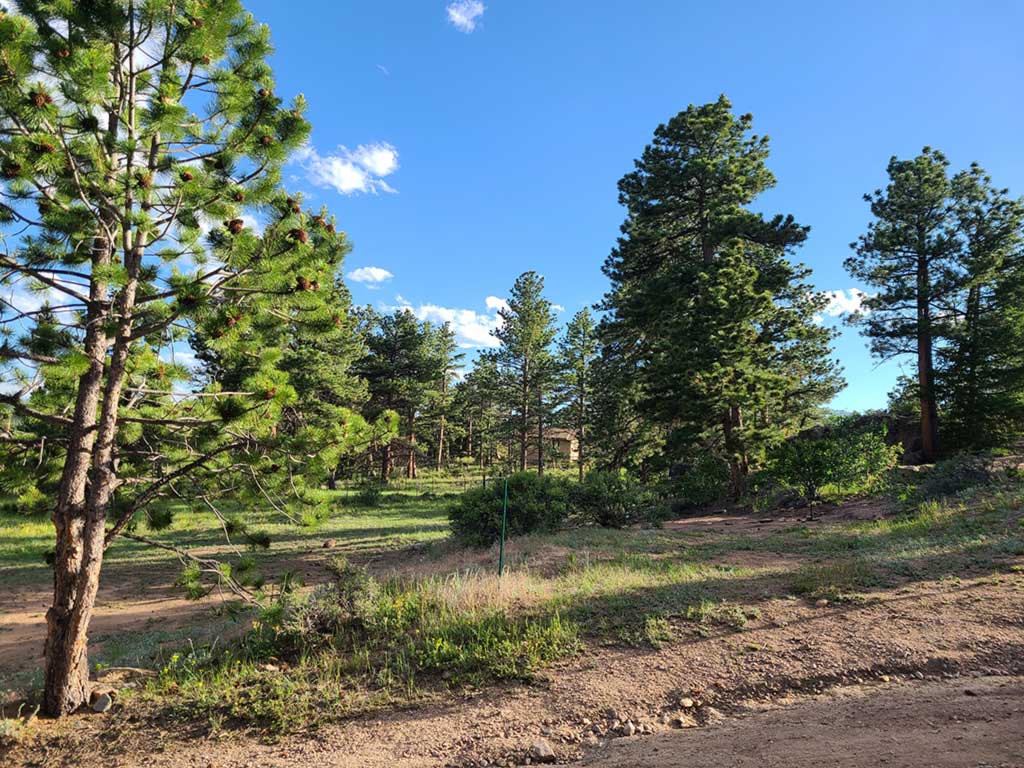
[356,309,438,482]
[603,97,841,496]
[425,322,463,470]
[556,308,597,480]
[0,0,355,714]
[940,165,1024,447]
[492,272,558,473]
[846,148,960,461]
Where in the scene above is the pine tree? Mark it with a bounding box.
[493,272,558,473]
[940,165,1024,447]
[356,309,438,482]
[846,148,959,461]
[425,322,463,470]
[556,308,597,480]
[603,97,841,496]
[0,1,354,714]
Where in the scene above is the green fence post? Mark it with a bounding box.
[498,477,509,576]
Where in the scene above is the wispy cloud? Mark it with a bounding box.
[296,142,399,195]
[815,289,870,324]
[348,266,394,286]
[376,64,390,77]
[447,0,485,33]
[386,295,505,348]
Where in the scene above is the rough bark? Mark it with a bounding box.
[917,254,940,462]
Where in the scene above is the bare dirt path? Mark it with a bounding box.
[5,570,1023,767]
[583,676,1024,768]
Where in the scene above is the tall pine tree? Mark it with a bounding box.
[603,97,841,496]
[492,272,558,473]
[556,308,597,480]
[846,148,959,461]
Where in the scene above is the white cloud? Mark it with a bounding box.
[552,304,565,312]
[296,142,399,196]
[348,266,394,285]
[816,289,870,324]
[385,295,505,348]
[447,0,485,32]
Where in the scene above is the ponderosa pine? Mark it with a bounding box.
[602,96,841,497]
[0,1,362,715]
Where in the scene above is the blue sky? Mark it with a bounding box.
[246,0,1024,412]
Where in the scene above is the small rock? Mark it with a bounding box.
[529,739,556,764]
[622,720,636,737]
[680,697,695,709]
[322,539,336,548]
[964,689,979,697]
[913,671,925,680]
[815,598,829,608]
[91,692,113,713]
[880,675,891,683]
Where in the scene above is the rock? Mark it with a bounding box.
[913,671,925,680]
[583,735,600,747]
[669,715,694,729]
[91,692,113,713]
[622,720,636,737]
[680,697,695,709]
[815,598,829,608]
[964,689,979,697]
[322,539,336,548]
[529,739,556,764]
[880,674,891,683]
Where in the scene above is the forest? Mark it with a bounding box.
[1,2,1023,767]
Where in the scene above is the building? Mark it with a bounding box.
[526,427,579,466]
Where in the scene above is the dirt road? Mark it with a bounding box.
[583,676,1024,768]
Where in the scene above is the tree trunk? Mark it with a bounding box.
[45,225,143,715]
[577,424,585,482]
[722,405,749,501]
[406,411,417,479]
[536,385,545,476]
[917,256,939,462]
[380,442,392,484]
[44,232,112,716]
[436,415,445,470]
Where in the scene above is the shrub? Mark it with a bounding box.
[570,469,652,528]
[915,454,996,500]
[352,481,383,508]
[765,421,900,502]
[670,453,731,508]
[448,472,571,546]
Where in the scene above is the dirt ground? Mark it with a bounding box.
[3,500,1024,767]
[583,676,1024,768]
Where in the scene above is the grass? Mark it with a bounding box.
[3,467,1023,735]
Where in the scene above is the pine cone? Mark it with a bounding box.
[289,228,308,244]
[30,91,53,108]
[226,218,245,235]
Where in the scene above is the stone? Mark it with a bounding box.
[680,697,695,709]
[964,689,979,697]
[322,539,336,548]
[815,598,829,608]
[622,720,636,737]
[91,692,113,713]
[529,739,556,764]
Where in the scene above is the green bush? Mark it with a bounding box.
[352,481,383,507]
[448,471,571,546]
[916,454,998,499]
[671,453,731,508]
[570,469,652,528]
[765,421,900,502]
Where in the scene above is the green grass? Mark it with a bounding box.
[3,469,1022,735]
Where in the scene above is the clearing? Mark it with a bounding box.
[2,475,1024,766]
